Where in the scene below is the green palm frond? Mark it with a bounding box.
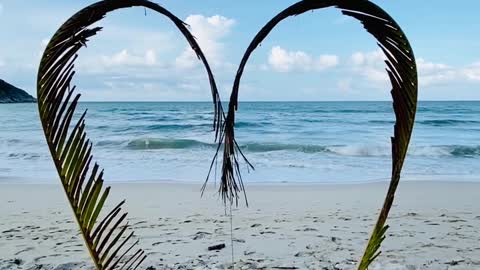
[216,0,418,268]
[36,1,222,269]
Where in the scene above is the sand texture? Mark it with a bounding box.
[0,181,479,270]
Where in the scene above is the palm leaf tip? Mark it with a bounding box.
[337,2,417,269]
[202,115,254,207]
[37,0,225,269]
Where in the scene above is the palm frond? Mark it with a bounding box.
[37,1,223,269]
[216,0,418,267]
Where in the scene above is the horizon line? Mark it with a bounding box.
[70,100,480,103]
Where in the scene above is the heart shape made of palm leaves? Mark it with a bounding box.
[36,1,417,270]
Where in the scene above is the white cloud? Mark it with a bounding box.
[351,50,385,66]
[144,50,156,66]
[74,48,160,77]
[462,62,480,81]
[36,38,50,59]
[349,51,480,88]
[268,46,339,72]
[350,49,389,86]
[41,38,49,47]
[350,51,457,87]
[416,58,480,86]
[100,49,157,67]
[176,15,235,69]
[0,4,3,15]
[363,67,389,83]
[416,58,456,86]
[417,58,449,73]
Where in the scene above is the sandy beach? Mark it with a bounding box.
[0,181,479,270]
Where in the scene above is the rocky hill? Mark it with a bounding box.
[0,79,36,103]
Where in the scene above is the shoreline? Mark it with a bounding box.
[1,175,480,185]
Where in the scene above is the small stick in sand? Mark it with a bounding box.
[208,243,226,251]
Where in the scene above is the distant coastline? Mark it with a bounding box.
[0,79,36,103]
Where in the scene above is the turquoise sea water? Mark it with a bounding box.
[1,101,479,183]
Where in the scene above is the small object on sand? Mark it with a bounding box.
[233,238,246,243]
[445,259,464,266]
[208,243,226,251]
[244,250,255,256]
[193,231,211,240]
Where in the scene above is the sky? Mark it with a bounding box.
[0,0,479,101]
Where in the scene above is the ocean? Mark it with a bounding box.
[1,101,479,183]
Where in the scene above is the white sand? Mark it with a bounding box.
[1,181,479,270]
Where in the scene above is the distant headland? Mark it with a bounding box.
[0,79,36,103]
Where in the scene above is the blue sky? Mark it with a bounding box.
[0,0,479,101]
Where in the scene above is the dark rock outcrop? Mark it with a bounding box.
[0,79,36,103]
